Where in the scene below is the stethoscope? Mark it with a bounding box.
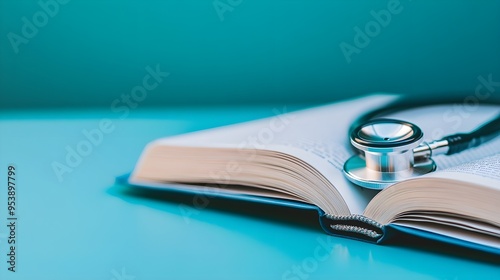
[343,96,500,190]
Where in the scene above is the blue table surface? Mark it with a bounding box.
[0,105,499,280]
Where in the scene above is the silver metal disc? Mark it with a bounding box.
[351,119,423,153]
[343,155,437,190]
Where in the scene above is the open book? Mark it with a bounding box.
[125,95,500,254]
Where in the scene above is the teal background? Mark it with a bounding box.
[1,1,500,278]
[1,0,500,109]
[0,108,499,279]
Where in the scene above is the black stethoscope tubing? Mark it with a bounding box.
[348,93,500,155]
[349,93,500,134]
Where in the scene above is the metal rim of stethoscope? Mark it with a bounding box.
[343,93,500,190]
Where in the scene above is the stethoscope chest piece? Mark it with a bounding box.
[343,119,437,190]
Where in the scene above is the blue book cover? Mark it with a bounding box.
[116,174,500,255]
[119,95,500,256]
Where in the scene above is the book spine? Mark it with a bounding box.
[320,214,385,243]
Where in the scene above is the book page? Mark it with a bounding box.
[393,221,500,249]
[155,94,397,214]
[384,105,500,170]
[428,153,500,191]
[364,104,499,219]
[386,104,500,189]
[152,96,499,215]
